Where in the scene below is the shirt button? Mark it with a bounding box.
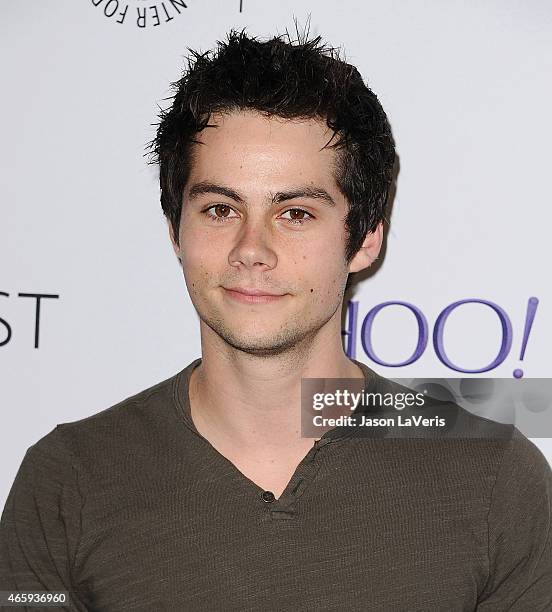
[261,490,276,503]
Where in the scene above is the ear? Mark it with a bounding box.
[348,221,384,273]
[168,221,181,259]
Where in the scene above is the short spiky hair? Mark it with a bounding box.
[148,27,395,262]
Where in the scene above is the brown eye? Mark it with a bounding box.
[203,204,239,223]
[214,204,231,217]
[289,209,306,220]
[281,208,313,224]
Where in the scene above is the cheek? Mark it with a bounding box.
[179,222,215,270]
[179,234,216,299]
[296,250,348,303]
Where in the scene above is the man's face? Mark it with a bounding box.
[170,110,378,356]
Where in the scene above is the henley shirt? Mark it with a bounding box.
[1,358,551,611]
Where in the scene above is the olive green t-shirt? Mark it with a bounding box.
[1,358,551,611]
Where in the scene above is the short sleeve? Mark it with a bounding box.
[0,427,87,611]
[477,429,552,610]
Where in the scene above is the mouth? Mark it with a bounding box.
[222,286,288,305]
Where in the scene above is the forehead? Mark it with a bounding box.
[188,110,340,186]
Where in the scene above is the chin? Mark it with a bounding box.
[222,331,302,356]
[203,315,315,356]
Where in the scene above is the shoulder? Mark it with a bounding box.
[26,365,192,478]
[356,363,551,485]
[60,368,181,431]
[492,428,552,501]
[476,429,552,604]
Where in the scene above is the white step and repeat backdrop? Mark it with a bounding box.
[2,0,551,508]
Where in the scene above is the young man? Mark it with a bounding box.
[1,29,551,611]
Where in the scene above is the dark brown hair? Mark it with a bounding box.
[148,27,395,262]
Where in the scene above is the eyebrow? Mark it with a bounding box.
[187,181,336,208]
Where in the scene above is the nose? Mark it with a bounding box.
[227,217,277,272]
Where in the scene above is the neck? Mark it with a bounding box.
[189,311,363,455]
